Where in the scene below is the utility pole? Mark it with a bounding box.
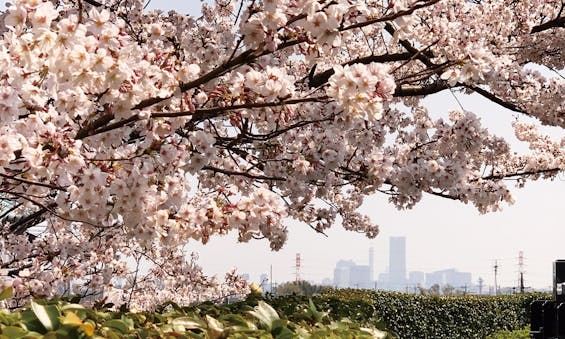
[270,264,273,294]
[518,251,525,293]
[494,260,499,296]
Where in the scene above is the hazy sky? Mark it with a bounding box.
[1,0,564,291]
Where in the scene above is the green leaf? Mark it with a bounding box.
[0,326,27,338]
[171,316,206,332]
[103,319,130,334]
[20,309,46,333]
[248,301,280,330]
[60,303,86,312]
[307,299,328,323]
[220,314,256,330]
[30,301,60,332]
[205,315,224,334]
[0,287,13,301]
[271,323,294,339]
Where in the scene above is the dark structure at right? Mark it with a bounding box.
[531,260,565,339]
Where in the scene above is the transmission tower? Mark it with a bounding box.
[518,251,525,293]
[294,253,302,282]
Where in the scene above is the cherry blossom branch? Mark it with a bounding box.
[202,166,286,181]
[467,85,526,114]
[531,16,565,33]
[394,82,450,96]
[76,0,443,138]
[479,168,563,181]
[0,173,66,191]
[342,0,441,31]
[77,97,327,139]
[307,52,413,88]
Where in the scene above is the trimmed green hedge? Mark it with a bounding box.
[199,289,548,338]
[319,289,549,338]
[187,289,549,338]
[0,287,550,338]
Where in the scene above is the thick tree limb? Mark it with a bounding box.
[467,85,526,114]
[531,16,565,33]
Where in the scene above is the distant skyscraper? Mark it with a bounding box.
[332,256,372,289]
[369,247,375,283]
[350,265,371,289]
[333,260,355,288]
[389,237,407,291]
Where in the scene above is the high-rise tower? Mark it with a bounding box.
[389,237,406,291]
[369,247,375,283]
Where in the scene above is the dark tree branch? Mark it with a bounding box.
[78,97,327,139]
[308,52,413,88]
[531,16,565,33]
[6,207,47,235]
[394,82,450,97]
[83,0,103,7]
[0,173,66,191]
[467,85,526,114]
[479,168,562,181]
[342,0,441,31]
[202,166,286,181]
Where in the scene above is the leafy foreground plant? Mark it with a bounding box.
[0,289,392,338]
[486,327,530,339]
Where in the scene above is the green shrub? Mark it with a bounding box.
[0,286,547,338]
[486,327,530,339]
[0,287,391,338]
[320,289,548,339]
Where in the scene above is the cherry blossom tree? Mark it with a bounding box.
[0,0,563,309]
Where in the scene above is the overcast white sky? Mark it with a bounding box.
[1,0,564,291]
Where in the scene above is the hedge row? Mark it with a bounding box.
[318,289,550,338]
[0,287,551,338]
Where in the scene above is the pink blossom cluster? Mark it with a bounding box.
[327,63,396,120]
[0,0,563,309]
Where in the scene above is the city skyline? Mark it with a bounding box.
[242,238,533,294]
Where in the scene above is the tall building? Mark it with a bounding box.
[389,236,407,291]
[350,265,371,289]
[332,248,374,289]
[333,260,355,288]
[369,247,375,283]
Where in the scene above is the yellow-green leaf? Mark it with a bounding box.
[0,287,13,301]
[0,326,27,338]
[60,311,83,326]
[80,322,95,336]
